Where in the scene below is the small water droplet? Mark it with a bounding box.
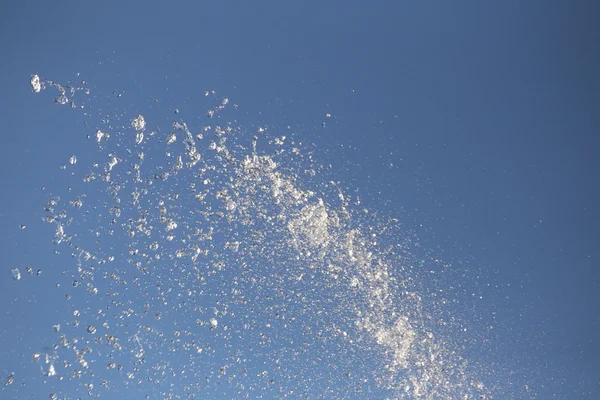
[10,268,21,280]
[30,75,42,93]
[131,114,146,131]
[69,155,77,165]
[135,131,144,145]
[70,197,83,209]
[96,129,109,143]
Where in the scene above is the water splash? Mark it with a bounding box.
[20,74,495,399]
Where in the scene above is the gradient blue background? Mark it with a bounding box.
[1,1,599,398]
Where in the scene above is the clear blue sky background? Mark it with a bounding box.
[1,1,599,399]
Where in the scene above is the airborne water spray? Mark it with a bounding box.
[17,73,493,399]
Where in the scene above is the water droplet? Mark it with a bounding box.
[131,114,146,131]
[70,197,83,209]
[10,268,21,280]
[135,131,144,145]
[19,224,26,230]
[106,155,118,171]
[5,373,14,386]
[69,155,77,165]
[30,74,42,93]
[87,326,96,334]
[165,220,178,231]
[96,129,109,143]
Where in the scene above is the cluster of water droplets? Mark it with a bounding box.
[12,74,492,399]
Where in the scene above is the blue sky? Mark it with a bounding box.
[1,1,599,399]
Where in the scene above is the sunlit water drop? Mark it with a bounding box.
[10,268,21,280]
[30,74,42,93]
[131,114,145,131]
